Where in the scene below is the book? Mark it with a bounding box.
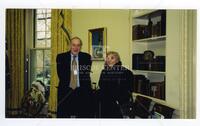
[150,81,165,100]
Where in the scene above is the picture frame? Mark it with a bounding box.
[88,27,107,61]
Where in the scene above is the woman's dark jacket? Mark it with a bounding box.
[97,62,134,118]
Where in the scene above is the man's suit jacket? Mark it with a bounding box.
[56,51,93,117]
[56,51,92,88]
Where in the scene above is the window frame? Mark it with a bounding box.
[28,9,51,88]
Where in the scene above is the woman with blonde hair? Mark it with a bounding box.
[97,51,134,118]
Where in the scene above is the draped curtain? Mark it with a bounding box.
[48,9,72,117]
[5,9,25,117]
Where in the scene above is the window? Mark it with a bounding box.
[35,9,51,48]
[30,9,51,88]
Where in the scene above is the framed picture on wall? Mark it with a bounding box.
[88,27,107,61]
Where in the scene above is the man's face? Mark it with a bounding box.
[70,39,81,55]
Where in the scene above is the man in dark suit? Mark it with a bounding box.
[56,37,94,118]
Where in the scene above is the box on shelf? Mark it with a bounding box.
[132,52,165,72]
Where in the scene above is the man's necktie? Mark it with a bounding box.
[70,56,77,90]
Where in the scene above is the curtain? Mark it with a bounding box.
[5,9,25,117]
[48,9,72,117]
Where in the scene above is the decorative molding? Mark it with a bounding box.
[179,10,196,119]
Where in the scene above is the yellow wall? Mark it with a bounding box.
[166,10,180,109]
[72,9,131,85]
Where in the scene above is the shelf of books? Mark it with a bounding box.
[132,92,166,103]
[133,35,166,42]
[132,70,165,74]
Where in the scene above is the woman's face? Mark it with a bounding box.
[106,54,118,67]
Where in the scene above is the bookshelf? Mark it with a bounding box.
[132,70,165,74]
[132,10,166,101]
[134,35,166,42]
[129,9,196,118]
[132,93,166,104]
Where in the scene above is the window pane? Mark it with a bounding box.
[46,39,51,48]
[46,31,51,38]
[37,9,46,14]
[36,39,46,48]
[35,67,44,79]
[30,49,51,86]
[47,14,51,18]
[46,9,51,13]
[30,67,44,84]
[46,19,51,31]
[44,66,51,85]
[37,31,45,39]
[36,50,44,68]
[36,9,46,19]
[44,50,51,66]
[30,50,44,69]
[37,14,45,19]
[30,50,44,84]
[37,19,46,31]
[36,9,43,14]
[35,9,51,48]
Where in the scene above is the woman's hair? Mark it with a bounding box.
[106,51,121,62]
